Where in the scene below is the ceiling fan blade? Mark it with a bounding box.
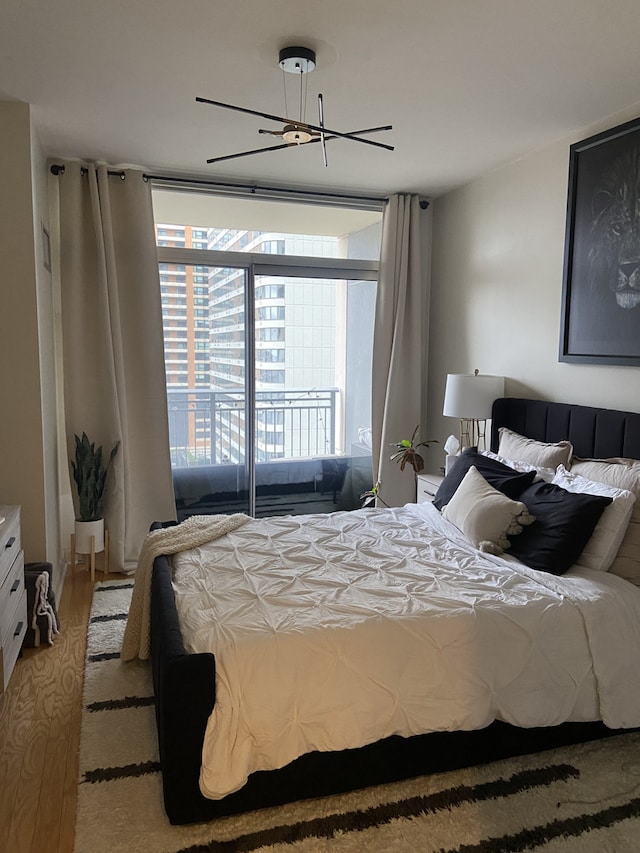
[197,95,394,152]
[205,123,399,166]
[196,96,290,128]
[300,125,397,146]
[207,125,397,166]
[343,125,393,136]
[289,118,394,151]
[258,128,285,137]
[318,125,393,146]
[206,141,291,165]
[318,94,328,168]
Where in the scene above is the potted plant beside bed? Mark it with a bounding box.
[361,427,436,507]
[389,425,436,476]
[71,432,119,557]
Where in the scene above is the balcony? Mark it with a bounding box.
[166,388,373,518]
[167,387,340,465]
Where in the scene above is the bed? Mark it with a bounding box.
[148,397,640,824]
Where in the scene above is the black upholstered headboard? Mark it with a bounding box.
[490,398,640,461]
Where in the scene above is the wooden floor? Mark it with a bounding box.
[0,563,116,853]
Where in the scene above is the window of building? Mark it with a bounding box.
[256,284,285,300]
[256,305,285,321]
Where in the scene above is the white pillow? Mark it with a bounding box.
[481,449,555,482]
[498,427,573,469]
[570,457,640,500]
[443,465,535,555]
[552,464,635,572]
[570,457,640,583]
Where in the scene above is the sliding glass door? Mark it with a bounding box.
[153,189,381,519]
[251,272,375,517]
[164,263,251,517]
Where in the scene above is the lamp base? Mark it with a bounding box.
[459,418,487,451]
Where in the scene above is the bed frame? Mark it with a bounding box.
[151,397,640,824]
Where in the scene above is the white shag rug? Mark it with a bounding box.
[75,580,640,853]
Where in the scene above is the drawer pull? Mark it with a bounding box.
[13,621,24,638]
[10,578,20,594]
[5,536,15,550]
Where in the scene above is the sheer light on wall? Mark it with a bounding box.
[443,371,505,450]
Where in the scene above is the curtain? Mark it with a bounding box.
[372,194,430,507]
[56,163,176,571]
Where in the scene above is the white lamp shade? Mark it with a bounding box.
[443,373,505,420]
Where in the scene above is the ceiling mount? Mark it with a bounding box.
[278,46,316,75]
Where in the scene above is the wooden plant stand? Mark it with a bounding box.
[70,529,109,584]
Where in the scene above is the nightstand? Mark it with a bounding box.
[416,473,444,504]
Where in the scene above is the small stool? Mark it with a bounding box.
[70,529,109,584]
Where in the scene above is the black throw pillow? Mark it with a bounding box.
[433,449,536,511]
[508,482,612,575]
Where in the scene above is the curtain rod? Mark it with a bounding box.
[145,173,391,207]
[50,164,126,180]
[49,164,430,210]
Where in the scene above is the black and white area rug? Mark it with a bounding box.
[75,580,640,853]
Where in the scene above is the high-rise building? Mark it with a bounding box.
[157,223,351,466]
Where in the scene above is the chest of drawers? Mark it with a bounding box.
[0,506,26,693]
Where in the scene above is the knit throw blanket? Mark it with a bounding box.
[121,513,249,661]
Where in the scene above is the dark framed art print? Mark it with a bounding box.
[560,116,640,365]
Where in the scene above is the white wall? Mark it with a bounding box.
[31,128,65,588]
[424,104,640,472]
[0,101,50,561]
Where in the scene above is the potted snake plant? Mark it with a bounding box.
[71,432,119,554]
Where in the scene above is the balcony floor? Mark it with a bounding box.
[176,489,345,521]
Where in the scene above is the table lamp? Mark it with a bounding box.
[443,370,505,450]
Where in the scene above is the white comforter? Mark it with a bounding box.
[171,503,640,800]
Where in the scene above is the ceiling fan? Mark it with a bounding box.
[196,46,394,167]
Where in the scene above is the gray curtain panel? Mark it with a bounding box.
[372,193,431,507]
[57,163,176,571]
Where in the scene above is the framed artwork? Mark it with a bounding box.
[560,116,640,365]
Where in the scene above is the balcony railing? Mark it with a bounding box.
[167,387,338,467]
